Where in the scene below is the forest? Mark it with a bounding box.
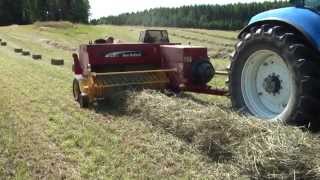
[92,1,290,30]
[0,0,90,26]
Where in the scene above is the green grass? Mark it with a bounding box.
[0,23,319,179]
[0,42,224,179]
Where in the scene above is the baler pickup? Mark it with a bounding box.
[90,69,176,97]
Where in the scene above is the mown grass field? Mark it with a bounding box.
[0,22,320,179]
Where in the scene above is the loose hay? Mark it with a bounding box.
[109,90,320,179]
[34,21,74,29]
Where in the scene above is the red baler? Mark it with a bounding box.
[72,30,227,107]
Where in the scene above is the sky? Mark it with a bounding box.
[89,0,270,19]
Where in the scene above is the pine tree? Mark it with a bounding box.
[94,1,290,30]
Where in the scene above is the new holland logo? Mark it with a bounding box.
[105,51,143,58]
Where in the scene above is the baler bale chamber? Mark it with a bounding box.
[72,31,228,108]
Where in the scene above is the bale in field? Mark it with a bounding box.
[1,42,7,46]
[22,51,30,56]
[106,90,320,179]
[39,27,50,31]
[14,48,23,53]
[32,54,42,60]
[51,59,64,65]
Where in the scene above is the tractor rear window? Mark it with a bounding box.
[305,0,320,10]
[147,31,163,42]
[146,31,169,43]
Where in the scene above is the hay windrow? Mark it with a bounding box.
[114,90,320,179]
[34,21,74,29]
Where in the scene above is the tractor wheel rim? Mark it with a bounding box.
[241,50,294,120]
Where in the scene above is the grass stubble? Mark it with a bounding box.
[0,22,320,179]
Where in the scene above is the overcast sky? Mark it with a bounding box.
[89,0,270,19]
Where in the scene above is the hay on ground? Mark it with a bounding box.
[107,90,320,179]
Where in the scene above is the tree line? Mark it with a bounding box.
[0,0,90,26]
[92,1,290,30]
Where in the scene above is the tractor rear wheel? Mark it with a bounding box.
[229,25,320,131]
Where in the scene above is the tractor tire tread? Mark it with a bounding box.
[229,24,320,131]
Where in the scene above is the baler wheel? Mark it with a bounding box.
[73,79,89,108]
[79,94,89,108]
[229,24,320,131]
[73,79,81,102]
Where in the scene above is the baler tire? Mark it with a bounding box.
[73,79,81,102]
[79,94,89,108]
[229,24,320,131]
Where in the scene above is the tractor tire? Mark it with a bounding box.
[229,24,320,131]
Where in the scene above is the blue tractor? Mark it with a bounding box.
[229,0,320,130]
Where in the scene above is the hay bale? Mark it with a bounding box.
[39,27,50,31]
[14,48,23,53]
[51,59,64,66]
[22,51,30,56]
[32,54,42,60]
[1,42,7,46]
[0,39,2,42]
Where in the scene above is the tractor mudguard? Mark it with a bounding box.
[239,7,320,51]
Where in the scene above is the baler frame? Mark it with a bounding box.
[72,30,229,108]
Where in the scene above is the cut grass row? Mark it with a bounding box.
[0,33,232,179]
[0,24,236,67]
[1,23,319,179]
[124,90,320,179]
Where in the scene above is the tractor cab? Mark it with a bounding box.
[291,0,320,10]
[304,0,320,10]
[139,30,170,43]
